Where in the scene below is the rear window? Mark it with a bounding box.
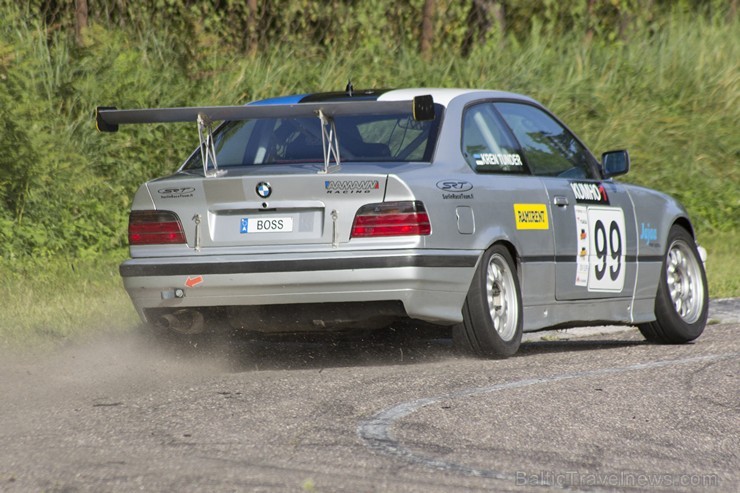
[183,108,442,170]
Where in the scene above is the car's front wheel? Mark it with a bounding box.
[638,225,708,343]
[454,244,523,358]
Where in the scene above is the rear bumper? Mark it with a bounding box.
[120,249,480,324]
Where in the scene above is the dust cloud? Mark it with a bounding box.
[0,323,457,418]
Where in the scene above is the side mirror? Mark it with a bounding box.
[602,150,630,178]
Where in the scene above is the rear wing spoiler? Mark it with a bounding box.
[95,95,435,176]
[95,96,435,132]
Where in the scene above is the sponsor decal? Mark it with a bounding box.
[437,180,474,199]
[574,205,626,292]
[442,192,474,200]
[324,180,380,194]
[185,275,203,288]
[570,181,609,204]
[640,223,658,244]
[575,206,590,286]
[514,203,549,230]
[436,180,473,192]
[256,182,272,198]
[158,187,195,199]
[474,153,524,167]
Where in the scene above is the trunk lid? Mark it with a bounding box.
[147,171,388,249]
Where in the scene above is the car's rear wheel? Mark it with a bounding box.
[454,244,522,358]
[638,225,708,343]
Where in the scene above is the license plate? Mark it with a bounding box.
[240,217,294,234]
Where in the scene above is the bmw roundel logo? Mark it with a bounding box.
[256,182,272,198]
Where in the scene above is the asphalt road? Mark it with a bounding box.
[0,300,738,492]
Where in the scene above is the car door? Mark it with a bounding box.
[493,102,637,301]
[459,101,555,307]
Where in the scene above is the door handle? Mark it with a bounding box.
[553,196,569,207]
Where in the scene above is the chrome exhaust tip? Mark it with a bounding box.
[156,309,205,335]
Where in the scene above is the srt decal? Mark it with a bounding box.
[570,182,609,204]
[436,180,474,200]
[574,205,626,292]
[436,180,473,192]
[158,187,195,199]
[514,204,549,230]
[325,180,380,194]
[474,153,523,167]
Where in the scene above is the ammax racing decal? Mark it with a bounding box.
[325,180,380,194]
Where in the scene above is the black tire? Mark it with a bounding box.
[453,244,523,358]
[638,226,708,344]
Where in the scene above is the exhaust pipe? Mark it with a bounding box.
[156,309,205,335]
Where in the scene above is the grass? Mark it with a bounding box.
[0,250,138,349]
[698,229,740,300]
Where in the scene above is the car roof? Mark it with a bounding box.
[252,88,538,108]
[378,88,537,107]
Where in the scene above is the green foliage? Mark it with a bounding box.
[0,0,737,261]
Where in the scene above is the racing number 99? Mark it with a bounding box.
[594,219,622,282]
[586,206,626,292]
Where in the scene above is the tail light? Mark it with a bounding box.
[128,210,186,245]
[351,201,431,238]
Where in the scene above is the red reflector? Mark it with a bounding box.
[351,201,431,238]
[129,210,186,245]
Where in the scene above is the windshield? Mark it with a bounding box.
[183,107,442,170]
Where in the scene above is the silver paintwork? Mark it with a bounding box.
[121,249,477,324]
[119,88,700,333]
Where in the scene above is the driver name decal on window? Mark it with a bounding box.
[474,153,523,167]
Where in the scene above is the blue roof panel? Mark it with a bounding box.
[249,94,307,106]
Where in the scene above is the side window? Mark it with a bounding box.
[461,103,526,173]
[494,102,596,179]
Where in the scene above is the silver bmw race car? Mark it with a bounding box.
[96,88,708,358]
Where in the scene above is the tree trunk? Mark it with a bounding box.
[246,0,259,56]
[74,0,88,47]
[461,1,505,57]
[420,0,435,60]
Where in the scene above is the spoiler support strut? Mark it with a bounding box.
[196,113,224,177]
[317,110,341,174]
